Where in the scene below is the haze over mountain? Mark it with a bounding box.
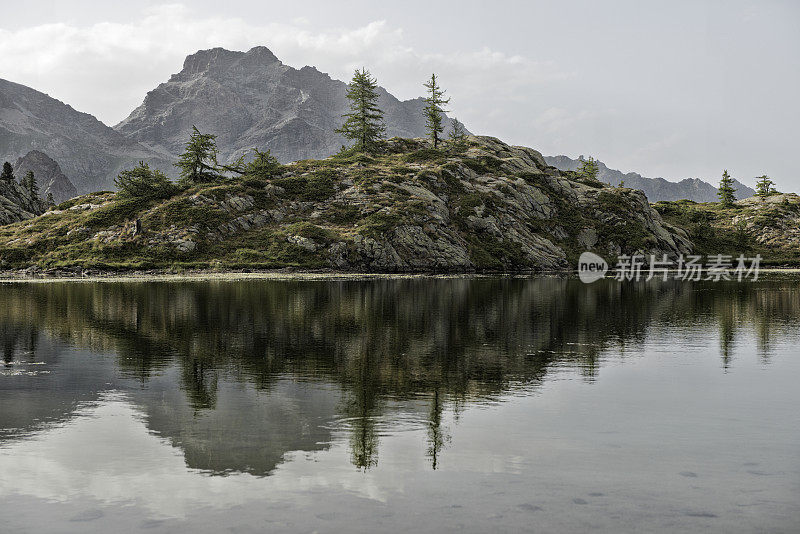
[545,155,756,203]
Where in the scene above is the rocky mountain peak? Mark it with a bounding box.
[115,46,461,168]
[174,46,281,81]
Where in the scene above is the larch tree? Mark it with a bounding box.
[1,162,14,184]
[336,68,385,152]
[577,156,600,182]
[115,161,177,199]
[423,74,450,149]
[176,126,220,185]
[718,170,737,207]
[23,170,39,199]
[448,117,468,148]
[755,175,776,199]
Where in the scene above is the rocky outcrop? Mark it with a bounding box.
[114,46,462,167]
[13,150,77,203]
[545,154,756,202]
[731,194,800,250]
[0,136,692,272]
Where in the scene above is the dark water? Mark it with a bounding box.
[0,277,798,533]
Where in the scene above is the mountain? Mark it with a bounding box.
[115,46,461,166]
[0,79,174,194]
[0,170,47,226]
[13,151,77,203]
[0,136,691,273]
[545,155,756,202]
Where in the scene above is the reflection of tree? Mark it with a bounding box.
[343,345,381,470]
[1,278,799,472]
[1,323,39,366]
[718,306,737,370]
[181,358,219,410]
[426,389,450,470]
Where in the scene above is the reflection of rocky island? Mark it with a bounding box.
[1,278,798,472]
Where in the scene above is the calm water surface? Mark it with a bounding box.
[0,277,798,533]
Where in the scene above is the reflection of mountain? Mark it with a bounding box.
[1,278,798,473]
[0,333,118,439]
[135,373,340,476]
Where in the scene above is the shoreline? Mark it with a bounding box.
[1,267,799,283]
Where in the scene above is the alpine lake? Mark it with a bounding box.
[0,275,798,533]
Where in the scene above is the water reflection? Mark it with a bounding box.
[1,277,799,476]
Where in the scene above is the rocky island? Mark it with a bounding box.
[0,136,692,273]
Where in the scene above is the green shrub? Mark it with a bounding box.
[115,162,178,200]
[273,170,337,201]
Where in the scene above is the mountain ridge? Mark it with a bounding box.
[0,78,173,194]
[545,154,756,202]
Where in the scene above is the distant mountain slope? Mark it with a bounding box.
[13,151,77,203]
[0,168,47,225]
[545,155,756,203]
[114,46,461,165]
[0,79,176,194]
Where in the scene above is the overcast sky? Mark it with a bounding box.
[0,0,797,190]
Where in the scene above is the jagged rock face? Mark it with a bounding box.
[114,46,459,166]
[0,79,174,194]
[0,171,47,226]
[13,150,77,203]
[545,155,756,203]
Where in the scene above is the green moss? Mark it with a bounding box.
[461,156,504,175]
[144,198,228,230]
[82,197,152,228]
[465,234,527,270]
[358,211,402,238]
[285,222,337,242]
[273,170,337,201]
[403,149,447,164]
[326,203,361,225]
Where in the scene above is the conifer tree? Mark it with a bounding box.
[718,170,737,207]
[577,156,600,181]
[223,149,281,179]
[176,126,220,185]
[336,68,385,152]
[755,175,776,199]
[46,192,55,207]
[23,170,39,199]
[1,162,14,184]
[423,74,450,149]
[116,161,176,199]
[448,117,468,148]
